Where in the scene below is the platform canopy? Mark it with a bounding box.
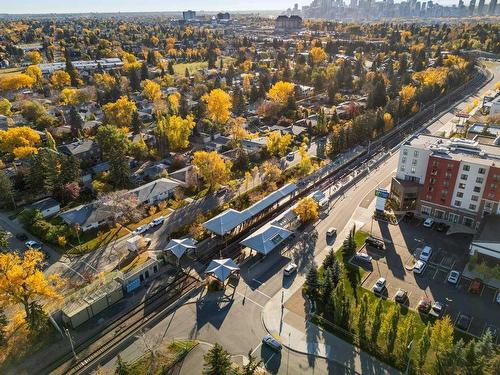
[165,238,197,259]
[240,224,293,255]
[205,258,240,282]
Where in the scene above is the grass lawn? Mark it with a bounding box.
[173,57,234,75]
[124,340,197,375]
[0,67,23,78]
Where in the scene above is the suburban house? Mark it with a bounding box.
[58,139,102,167]
[60,177,184,231]
[29,197,61,218]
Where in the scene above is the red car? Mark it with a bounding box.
[417,297,431,312]
[469,278,483,294]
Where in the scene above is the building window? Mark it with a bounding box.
[426,194,433,201]
[491,183,497,190]
[462,164,470,171]
[459,183,466,189]
[430,178,436,184]
[428,187,434,192]
[463,217,474,227]
[488,192,495,199]
[412,159,417,166]
[403,149,408,156]
[414,151,419,157]
[460,174,468,180]
[443,180,449,187]
[493,174,499,181]
[402,156,407,164]
[473,186,481,193]
[471,195,478,201]
[476,177,484,184]
[469,204,476,210]
[454,200,461,207]
[445,172,452,178]
[421,206,432,215]
[478,168,486,174]
[400,165,405,172]
[432,160,439,167]
[411,167,416,174]
[485,202,493,209]
[441,190,447,197]
[447,163,453,169]
[448,213,459,223]
[456,192,464,198]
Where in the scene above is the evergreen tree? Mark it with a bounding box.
[45,130,56,151]
[225,64,235,85]
[232,86,245,115]
[168,60,175,75]
[416,323,432,372]
[357,294,369,343]
[395,315,416,369]
[96,125,131,189]
[64,48,80,87]
[140,62,149,81]
[129,68,141,92]
[321,268,335,300]
[241,350,262,375]
[203,342,232,375]
[0,309,7,346]
[249,85,259,104]
[0,171,15,208]
[69,106,83,138]
[305,265,320,300]
[116,354,131,375]
[59,155,80,185]
[369,298,383,345]
[131,110,143,134]
[185,67,190,78]
[380,306,399,356]
[322,248,336,270]
[179,95,189,118]
[27,149,59,195]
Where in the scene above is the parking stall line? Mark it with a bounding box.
[250,343,262,356]
[254,288,272,300]
[432,267,440,280]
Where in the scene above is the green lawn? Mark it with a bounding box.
[173,57,234,75]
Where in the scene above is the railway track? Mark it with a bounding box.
[43,273,200,375]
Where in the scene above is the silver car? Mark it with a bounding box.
[262,334,282,351]
[373,277,386,293]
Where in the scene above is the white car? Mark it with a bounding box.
[132,225,148,235]
[447,270,460,284]
[149,216,165,227]
[373,277,386,293]
[284,263,298,276]
[423,218,434,228]
[413,260,427,274]
[419,246,433,262]
[326,227,337,237]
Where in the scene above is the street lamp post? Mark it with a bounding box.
[405,340,414,375]
[65,328,78,361]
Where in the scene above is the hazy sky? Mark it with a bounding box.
[1,0,459,14]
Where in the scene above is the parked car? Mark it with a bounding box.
[469,278,483,294]
[149,216,165,227]
[132,225,148,235]
[419,246,433,262]
[16,233,28,241]
[354,252,372,263]
[429,301,444,318]
[25,240,42,250]
[413,260,427,274]
[435,222,449,232]
[394,288,408,303]
[216,186,229,196]
[496,293,500,304]
[365,236,384,250]
[372,277,386,293]
[447,270,460,284]
[417,298,431,312]
[423,218,434,228]
[262,334,282,351]
[326,227,337,237]
[284,263,298,276]
[286,152,295,161]
[456,314,472,331]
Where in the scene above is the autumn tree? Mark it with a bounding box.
[142,79,161,101]
[399,84,417,106]
[294,197,319,223]
[0,250,61,331]
[102,96,137,128]
[266,131,293,157]
[50,70,71,90]
[0,126,41,158]
[228,117,254,148]
[161,114,196,151]
[25,65,42,85]
[203,88,232,125]
[430,316,455,372]
[25,51,42,65]
[0,98,11,116]
[59,88,78,105]
[297,145,312,176]
[310,47,327,65]
[0,74,35,92]
[268,81,295,104]
[192,151,232,191]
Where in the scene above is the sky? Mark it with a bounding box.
[1,0,459,14]
[2,0,304,14]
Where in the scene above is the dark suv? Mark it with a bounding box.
[365,236,385,250]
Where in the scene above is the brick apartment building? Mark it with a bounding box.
[391,135,500,231]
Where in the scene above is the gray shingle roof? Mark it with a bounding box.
[240,224,293,255]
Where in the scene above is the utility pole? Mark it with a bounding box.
[65,328,78,361]
[404,340,414,375]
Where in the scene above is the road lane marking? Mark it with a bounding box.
[251,343,262,356]
[252,278,265,286]
[236,291,264,308]
[264,352,276,367]
[254,288,272,299]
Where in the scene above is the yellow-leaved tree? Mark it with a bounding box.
[25,51,42,65]
[0,249,62,328]
[266,131,293,157]
[161,114,195,151]
[310,47,327,65]
[59,88,78,105]
[142,79,162,101]
[228,117,255,148]
[203,88,232,125]
[167,92,181,114]
[268,81,295,104]
[293,197,319,223]
[383,112,394,132]
[0,126,41,158]
[122,52,141,71]
[192,150,232,191]
[50,70,71,90]
[0,74,35,92]
[399,85,417,106]
[103,96,137,128]
[25,65,42,84]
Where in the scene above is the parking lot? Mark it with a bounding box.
[356,217,500,342]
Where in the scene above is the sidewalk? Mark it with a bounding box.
[262,279,400,375]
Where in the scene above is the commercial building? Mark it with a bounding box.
[38,58,123,75]
[390,134,500,230]
[183,10,196,21]
[275,15,303,31]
